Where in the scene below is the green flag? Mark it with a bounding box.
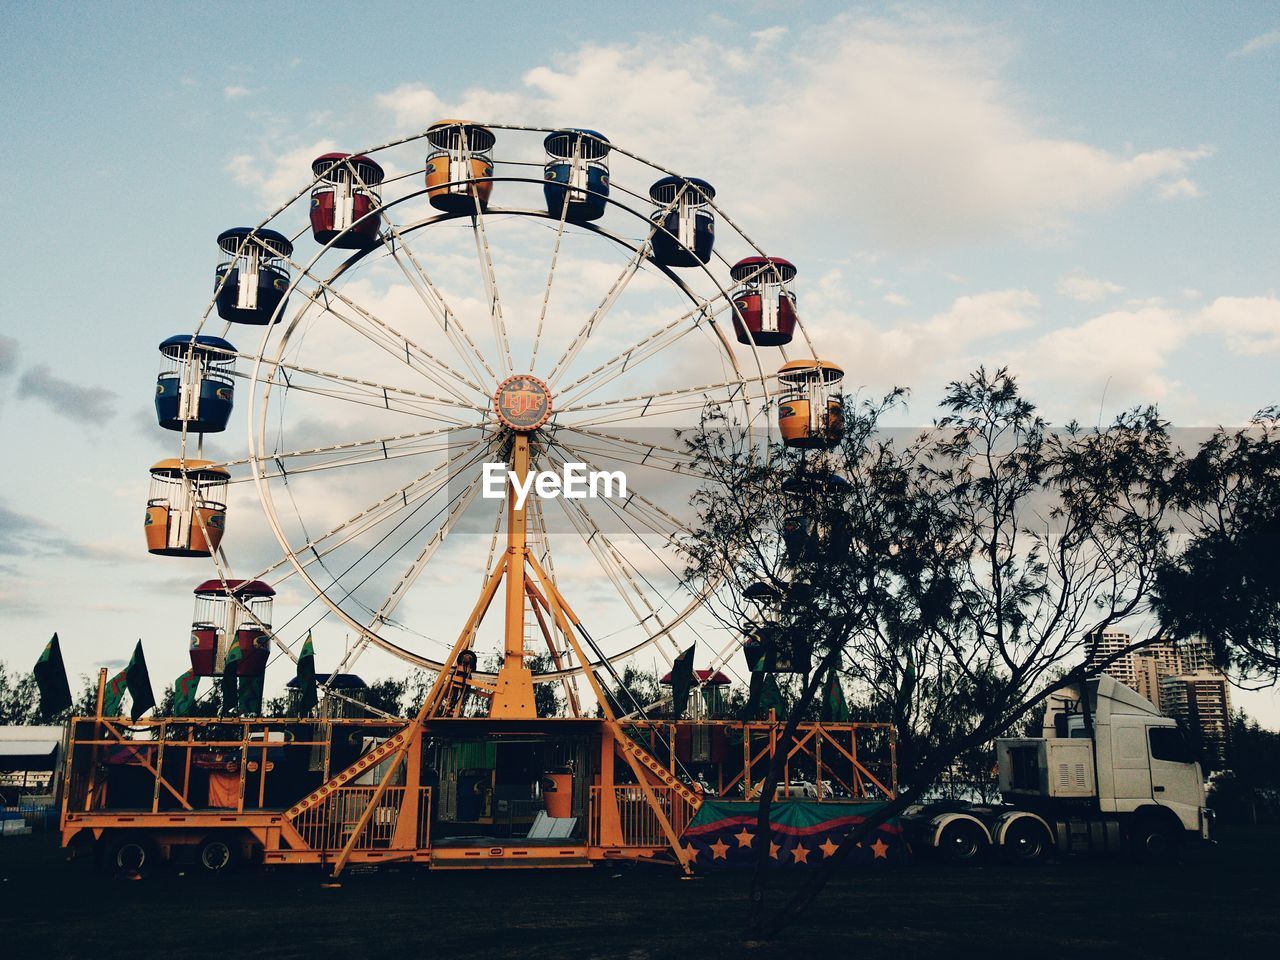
[295,634,318,715]
[669,643,696,720]
[820,663,850,723]
[33,633,72,717]
[171,669,200,717]
[104,641,155,721]
[755,674,786,720]
[125,641,155,721]
[221,640,243,713]
[238,674,264,716]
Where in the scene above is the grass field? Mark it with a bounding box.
[2,827,1277,959]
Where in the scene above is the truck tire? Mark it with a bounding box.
[197,835,237,874]
[1130,815,1180,863]
[1002,819,1052,864]
[938,820,988,863]
[105,833,160,878]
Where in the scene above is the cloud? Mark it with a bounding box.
[227,138,338,205]
[1202,296,1280,355]
[370,14,1211,248]
[0,500,79,558]
[0,333,18,377]
[1229,29,1280,58]
[883,293,910,306]
[1056,274,1123,302]
[223,85,253,100]
[17,364,117,425]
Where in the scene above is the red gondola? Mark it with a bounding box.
[731,256,798,346]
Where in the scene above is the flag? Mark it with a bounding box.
[33,633,72,717]
[295,633,318,715]
[125,641,155,720]
[669,643,696,720]
[238,674,264,716]
[820,663,850,723]
[221,640,243,713]
[171,669,200,717]
[104,641,155,721]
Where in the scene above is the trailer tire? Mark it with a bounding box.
[938,820,988,863]
[104,833,160,878]
[197,835,237,874]
[1001,818,1052,864]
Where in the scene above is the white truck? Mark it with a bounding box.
[901,675,1212,862]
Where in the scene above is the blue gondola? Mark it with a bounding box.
[543,129,611,222]
[648,176,715,267]
[155,334,237,433]
[214,227,293,325]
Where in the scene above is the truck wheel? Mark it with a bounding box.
[105,834,159,878]
[1002,820,1051,864]
[197,836,237,874]
[938,820,988,863]
[1131,818,1179,863]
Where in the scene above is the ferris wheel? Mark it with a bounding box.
[145,120,846,712]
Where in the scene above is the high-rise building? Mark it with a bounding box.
[1084,629,1231,767]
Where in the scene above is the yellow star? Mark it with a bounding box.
[710,838,730,860]
[870,838,889,860]
[734,827,754,848]
[791,843,810,864]
[819,837,840,858]
[682,843,699,862]
[769,841,780,860]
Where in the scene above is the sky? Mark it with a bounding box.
[1,1,1279,725]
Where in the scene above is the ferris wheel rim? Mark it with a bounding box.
[239,180,770,681]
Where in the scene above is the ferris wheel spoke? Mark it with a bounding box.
[248,437,475,482]
[553,296,738,410]
[212,425,474,471]
[542,436,695,541]
[546,184,702,387]
[379,219,498,387]
[282,254,486,402]
[368,471,487,626]
[470,207,514,378]
[557,375,774,415]
[239,353,484,419]
[253,436,491,585]
[560,394,769,430]
[545,429,709,481]
[542,469,686,660]
[547,430,696,471]
[528,180,574,372]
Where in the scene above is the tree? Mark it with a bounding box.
[680,367,1193,937]
[0,662,97,725]
[1155,408,1280,682]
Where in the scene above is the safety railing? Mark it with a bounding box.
[291,785,431,853]
[588,784,696,848]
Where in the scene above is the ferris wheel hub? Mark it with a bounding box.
[493,373,553,432]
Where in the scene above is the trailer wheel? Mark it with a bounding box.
[105,833,160,878]
[1002,819,1051,864]
[197,836,237,874]
[938,820,988,863]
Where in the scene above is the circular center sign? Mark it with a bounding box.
[493,374,553,431]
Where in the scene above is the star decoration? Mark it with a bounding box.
[734,827,755,848]
[769,841,781,860]
[682,843,699,862]
[710,838,730,860]
[871,838,889,860]
[791,843,810,864]
[819,837,840,858]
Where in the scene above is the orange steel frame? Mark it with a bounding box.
[63,425,897,873]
